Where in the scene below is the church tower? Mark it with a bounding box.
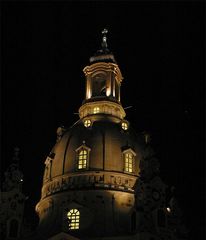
[35,30,187,240]
[0,148,26,240]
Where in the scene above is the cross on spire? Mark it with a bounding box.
[101,28,108,49]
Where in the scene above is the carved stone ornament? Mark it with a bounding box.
[134,176,166,211]
[3,164,23,191]
[56,126,66,142]
[41,172,136,199]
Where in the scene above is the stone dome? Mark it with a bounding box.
[49,117,143,180]
[37,114,145,239]
[34,30,185,240]
[36,32,147,239]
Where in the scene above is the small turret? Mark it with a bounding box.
[2,147,24,192]
[0,147,26,240]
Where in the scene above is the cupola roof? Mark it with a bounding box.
[89,29,116,64]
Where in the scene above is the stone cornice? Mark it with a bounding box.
[83,62,123,84]
[40,171,138,200]
[78,100,126,120]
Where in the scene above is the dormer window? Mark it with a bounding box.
[125,152,133,172]
[78,150,87,169]
[123,149,136,174]
[76,145,91,170]
[93,107,100,114]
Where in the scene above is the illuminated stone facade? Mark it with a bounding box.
[35,32,143,239]
[0,30,188,240]
[34,31,188,240]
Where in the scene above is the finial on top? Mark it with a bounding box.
[101,28,108,49]
[90,28,116,63]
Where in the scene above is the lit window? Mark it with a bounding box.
[84,119,91,128]
[76,145,90,170]
[122,122,128,130]
[124,152,134,173]
[67,209,80,230]
[93,107,100,114]
[78,149,88,169]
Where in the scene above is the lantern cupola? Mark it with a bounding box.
[79,29,126,121]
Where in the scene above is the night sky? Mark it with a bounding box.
[1,1,204,239]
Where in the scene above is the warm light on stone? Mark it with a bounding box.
[79,101,126,119]
[35,30,142,239]
[67,209,80,230]
[78,149,88,169]
[122,122,128,130]
[84,119,92,127]
[93,107,100,114]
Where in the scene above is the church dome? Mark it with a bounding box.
[36,30,147,239]
[40,115,144,200]
[37,115,145,238]
[47,117,143,180]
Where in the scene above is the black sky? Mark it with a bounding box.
[1,1,205,239]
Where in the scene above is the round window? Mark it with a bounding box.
[121,122,128,130]
[84,119,92,128]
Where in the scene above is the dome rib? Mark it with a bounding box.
[62,131,73,175]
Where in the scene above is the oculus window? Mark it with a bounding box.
[67,209,80,230]
[84,119,92,128]
[121,121,129,130]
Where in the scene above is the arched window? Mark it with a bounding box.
[92,73,106,97]
[67,209,80,230]
[9,219,19,238]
